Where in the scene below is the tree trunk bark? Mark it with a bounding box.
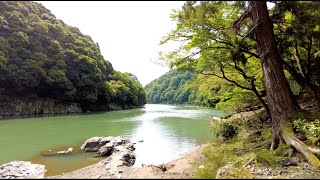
[249,1,300,149]
[248,1,320,168]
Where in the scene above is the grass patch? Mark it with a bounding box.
[195,138,252,178]
[255,149,279,168]
[273,144,289,156]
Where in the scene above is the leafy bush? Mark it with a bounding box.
[211,120,239,140]
[293,119,320,145]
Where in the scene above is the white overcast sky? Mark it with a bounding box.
[36,1,185,86]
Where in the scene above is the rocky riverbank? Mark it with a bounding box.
[0,97,143,118]
[0,97,82,117]
[0,161,46,179]
[47,143,208,179]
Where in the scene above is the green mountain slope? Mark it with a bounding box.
[0,1,146,114]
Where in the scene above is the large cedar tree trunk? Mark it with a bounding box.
[249,1,299,149]
[248,1,320,168]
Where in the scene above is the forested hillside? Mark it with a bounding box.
[144,68,265,110]
[0,1,145,115]
[144,70,196,105]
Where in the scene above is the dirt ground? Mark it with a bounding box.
[47,144,208,179]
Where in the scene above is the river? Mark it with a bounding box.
[0,104,228,176]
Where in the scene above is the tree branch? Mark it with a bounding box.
[293,41,305,78]
[306,36,312,81]
[232,5,252,29]
[218,63,253,91]
[242,23,260,40]
[281,58,306,88]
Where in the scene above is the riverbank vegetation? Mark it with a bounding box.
[0,1,146,115]
[144,69,265,111]
[154,0,320,177]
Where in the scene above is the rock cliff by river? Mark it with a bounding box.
[0,97,143,117]
[0,97,82,117]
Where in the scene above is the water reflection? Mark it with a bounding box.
[0,104,228,175]
[129,104,226,167]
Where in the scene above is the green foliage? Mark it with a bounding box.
[0,1,146,111]
[211,119,239,140]
[145,68,262,110]
[293,119,320,144]
[272,1,320,86]
[158,1,268,110]
[158,1,320,113]
[215,87,259,112]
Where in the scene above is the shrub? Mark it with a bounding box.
[211,120,239,140]
[293,119,320,145]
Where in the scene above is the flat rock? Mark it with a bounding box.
[0,161,46,179]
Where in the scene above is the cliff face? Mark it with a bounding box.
[0,97,144,117]
[0,97,82,116]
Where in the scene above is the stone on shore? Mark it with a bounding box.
[97,142,114,156]
[79,136,137,178]
[80,136,113,152]
[0,161,46,179]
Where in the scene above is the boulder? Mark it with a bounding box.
[111,136,128,146]
[81,136,136,167]
[0,161,46,179]
[125,143,135,151]
[97,142,114,156]
[80,136,113,152]
[120,150,136,166]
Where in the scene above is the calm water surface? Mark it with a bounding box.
[0,104,228,176]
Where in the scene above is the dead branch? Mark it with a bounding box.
[232,5,252,30]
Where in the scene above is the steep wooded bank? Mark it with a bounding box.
[0,1,146,116]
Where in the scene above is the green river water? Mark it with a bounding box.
[0,104,228,176]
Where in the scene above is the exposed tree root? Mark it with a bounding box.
[242,158,255,168]
[281,127,320,169]
[308,147,320,156]
[252,139,271,150]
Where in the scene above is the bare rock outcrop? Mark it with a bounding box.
[80,136,136,166]
[0,161,46,179]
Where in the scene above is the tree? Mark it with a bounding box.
[161,0,320,168]
[235,1,320,168]
[160,1,270,115]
